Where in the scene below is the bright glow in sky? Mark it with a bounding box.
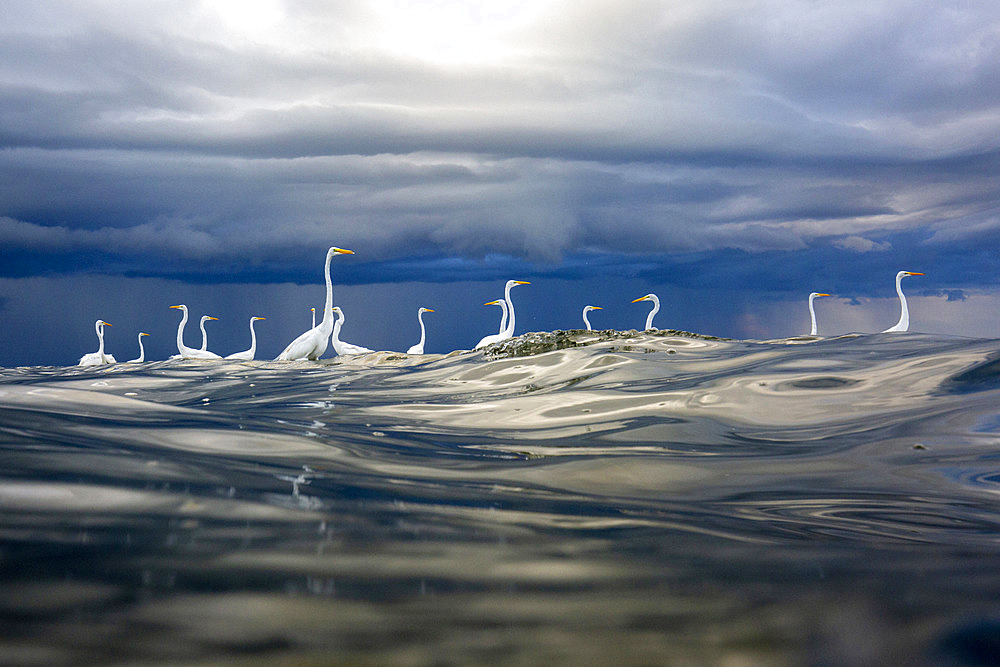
[205,0,286,37]
[370,0,543,64]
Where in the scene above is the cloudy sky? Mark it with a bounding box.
[3,0,1000,365]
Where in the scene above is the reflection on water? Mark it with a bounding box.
[3,332,1000,663]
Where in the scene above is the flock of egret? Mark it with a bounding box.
[77,246,926,366]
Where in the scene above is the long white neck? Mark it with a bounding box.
[199,317,209,351]
[416,310,427,348]
[893,273,909,332]
[503,284,517,337]
[331,310,343,344]
[319,248,335,336]
[311,309,316,329]
[176,308,189,353]
[583,307,593,331]
[809,294,819,336]
[96,321,105,356]
[645,295,660,330]
[496,299,509,335]
[136,334,146,362]
[248,319,258,356]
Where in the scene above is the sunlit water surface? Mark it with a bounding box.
[3,331,1000,664]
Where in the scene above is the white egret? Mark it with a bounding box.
[79,320,116,366]
[881,271,924,333]
[276,247,355,361]
[170,305,222,359]
[331,307,374,355]
[501,280,529,339]
[631,293,660,330]
[582,305,603,331]
[808,293,831,336]
[475,299,509,349]
[127,332,150,363]
[407,307,435,354]
[310,307,316,329]
[475,280,530,349]
[198,315,219,352]
[226,317,266,360]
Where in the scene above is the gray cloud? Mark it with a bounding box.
[1,1,999,293]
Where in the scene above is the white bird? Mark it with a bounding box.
[127,332,150,363]
[226,317,266,360]
[170,305,222,359]
[631,293,660,330]
[310,307,316,329]
[407,307,435,354]
[475,280,530,349]
[474,299,508,349]
[331,306,374,355]
[882,271,924,333]
[276,246,355,361]
[808,293,831,336]
[79,320,117,366]
[198,315,219,352]
[582,305,603,331]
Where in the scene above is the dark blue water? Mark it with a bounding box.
[3,331,1000,664]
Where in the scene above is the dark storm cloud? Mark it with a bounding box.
[1,1,1000,311]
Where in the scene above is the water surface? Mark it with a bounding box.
[3,331,1000,664]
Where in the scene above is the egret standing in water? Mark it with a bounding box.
[475,280,529,349]
[631,293,660,330]
[475,300,509,349]
[276,246,354,361]
[330,307,374,355]
[226,317,266,360]
[807,293,831,336]
[79,320,116,366]
[170,305,222,359]
[882,271,924,333]
[582,305,603,331]
[127,332,150,363]
[407,308,435,354]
